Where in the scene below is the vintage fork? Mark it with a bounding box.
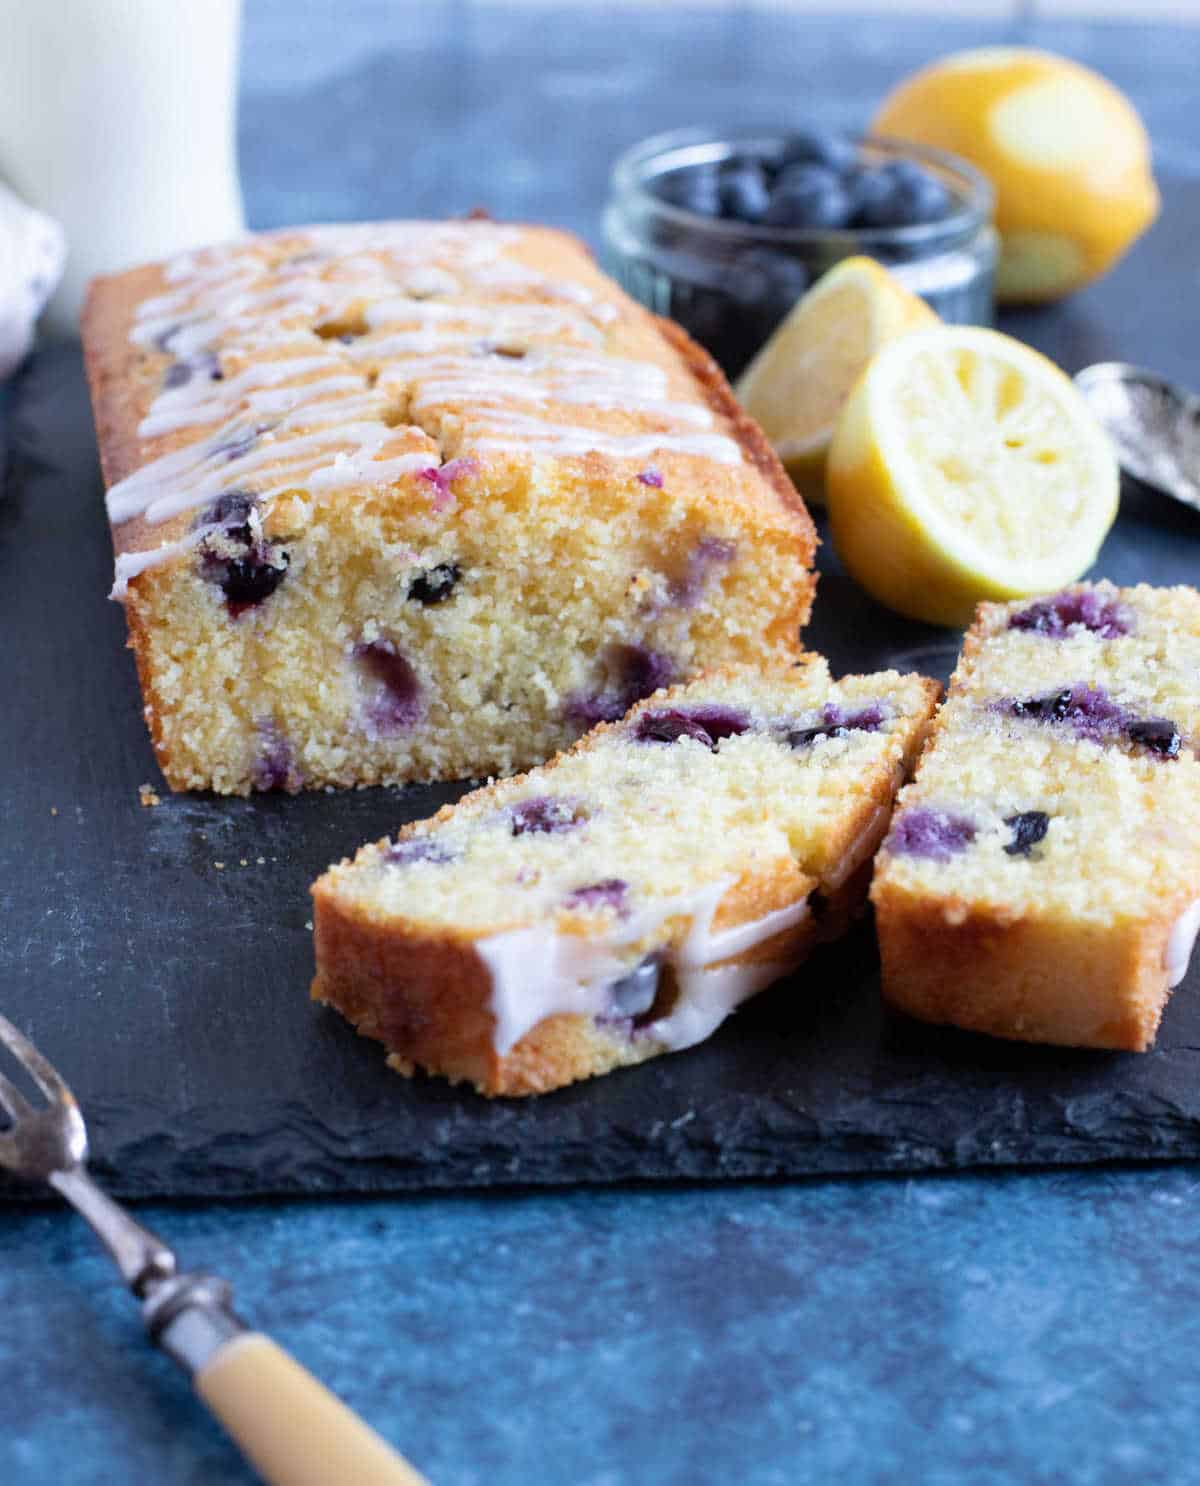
[0,1011,428,1486]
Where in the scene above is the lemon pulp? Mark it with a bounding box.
[736,255,936,503]
[826,325,1119,626]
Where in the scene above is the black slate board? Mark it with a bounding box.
[4,187,1200,1201]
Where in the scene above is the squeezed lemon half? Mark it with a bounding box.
[735,255,937,504]
[825,325,1119,627]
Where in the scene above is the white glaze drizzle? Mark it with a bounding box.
[479,877,810,1057]
[138,358,357,438]
[1165,899,1200,988]
[109,220,742,593]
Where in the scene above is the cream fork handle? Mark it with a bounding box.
[196,1332,429,1486]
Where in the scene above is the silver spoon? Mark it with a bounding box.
[1074,362,1200,515]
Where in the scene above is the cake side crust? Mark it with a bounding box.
[872,877,1183,1052]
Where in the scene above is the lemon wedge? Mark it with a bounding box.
[825,325,1118,627]
[735,255,937,503]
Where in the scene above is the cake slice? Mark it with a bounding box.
[311,660,940,1095]
[82,220,815,794]
[872,582,1200,1051]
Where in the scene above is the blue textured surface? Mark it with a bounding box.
[7,1170,1200,1485]
[7,4,1200,1482]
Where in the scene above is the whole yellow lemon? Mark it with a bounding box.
[872,47,1159,304]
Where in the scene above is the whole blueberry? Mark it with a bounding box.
[764,165,852,229]
[848,165,902,228]
[1003,810,1051,858]
[656,166,721,217]
[407,562,460,606]
[195,490,257,541]
[776,128,858,178]
[731,247,809,313]
[851,160,951,228]
[886,161,952,226]
[219,551,289,609]
[719,162,771,224]
[1127,717,1182,758]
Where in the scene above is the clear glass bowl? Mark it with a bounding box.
[603,126,998,379]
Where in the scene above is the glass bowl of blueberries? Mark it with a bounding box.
[603,126,997,378]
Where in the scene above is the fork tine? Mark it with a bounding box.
[0,1066,34,1122]
[0,1012,73,1105]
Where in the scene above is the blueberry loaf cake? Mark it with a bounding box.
[311,660,940,1095]
[873,582,1200,1051]
[82,221,816,794]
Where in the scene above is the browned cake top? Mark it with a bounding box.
[82,220,812,597]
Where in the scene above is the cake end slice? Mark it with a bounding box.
[872,581,1200,1051]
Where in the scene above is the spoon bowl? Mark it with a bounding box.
[1074,361,1200,515]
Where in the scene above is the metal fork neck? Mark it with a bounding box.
[49,1164,247,1374]
[49,1166,177,1294]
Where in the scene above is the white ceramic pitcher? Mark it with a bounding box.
[0,0,246,334]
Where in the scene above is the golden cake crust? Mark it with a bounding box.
[873,880,1178,1051]
[81,223,815,572]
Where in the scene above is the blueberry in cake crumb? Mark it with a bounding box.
[619,644,675,704]
[1127,718,1182,758]
[1009,589,1132,639]
[385,836,455,866]
[196,493,290,614]
[836,701,886,731]
[889,808,977,861]
[1003,684,1182,756]
[1003,810,1050,858]
[215,550,290,611]
[1008,687,1075,723]
[250,718,302,793]
[509,796,586,836]
[668,536,737,608]
[356,641,422,730]
[407,563,460,605]
[637,466,664,488]
[564,879,628,913]
[634,705,750,749]
[607,956,662,1022]
[567,644,677,726]
[195,490,257,543]
[788,700,884,748]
